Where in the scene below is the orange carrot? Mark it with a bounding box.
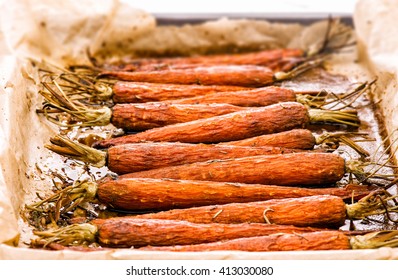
[126,192,397,229]
[29,177,376,214]
[106,142,304,174]
[96,179,375,211]
[120,152,346,186]
[94,218,326,248]
[111,103,246,131]
[112,82,248,103]
[30,217,330,249]
[34,229,398,252]
[30,193,398,249]
[140,231,351,252]
[130,195,347,228]
[46,135,307,174]
[227,129,316,149]
[98,54,324,87]
[105,48,305,72]
[139,230,398,252]
[162,86,300,107]
[100,65,277,87]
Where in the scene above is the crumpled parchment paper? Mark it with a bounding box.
[354,0,398,166]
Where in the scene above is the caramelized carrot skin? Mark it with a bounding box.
[227,129,316,149]
[101,65,276,87]
[120,152,346,186]
[94,218,327,248]
[132,195,347,228]
[111,87,298,130]
[168,86,296,107]
[107,142,302,174]
[111,103,245,131]
[107,48,305,72]
[112,82,248,103]
[93,102,310,148]
[153,48,304,67]
[97,178,376,211]
[139,231,351,252]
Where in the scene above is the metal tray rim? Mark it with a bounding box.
[154,12,353,26]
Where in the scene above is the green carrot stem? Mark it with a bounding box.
[45,135,107,168]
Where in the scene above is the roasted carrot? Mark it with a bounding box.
[93,102,308,147]
[119,152,345,186]
[29,194,396,248]
[39,77,370,131]
[139,230,398,252]
[106,143,302,174]
[99,54,324,87]
[104,48,305,73]
[38,89,336,131]
[165,80,371,109]
[89,219,331,248]
[26,177,378,214]
[45,135,308,174]
[76,76,369,105]
[128,193,398,228]
[96,180,377,211]
[29,192,398,249]
[99,65,275,87]
[228,129,316,149]
[141,231,352,252]
[161,86,324,107]
[30,217,330,249]
[89,81,323,104]
[130,195,346,227]
[92,102,359,148]
[111,82,248,103]
[111,103,246,131]
[108,88,327,130]
[227,129,370,157]
[127,57,301,73]
[109,85,316,130]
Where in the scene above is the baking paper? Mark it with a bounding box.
[0,0,397,259]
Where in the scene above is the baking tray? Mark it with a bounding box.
[1,8,398,260]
